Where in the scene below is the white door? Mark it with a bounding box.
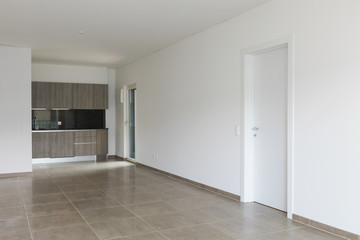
[253,47,288,212]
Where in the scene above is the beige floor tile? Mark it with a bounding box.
[126,201,177,216]
[164,196,222,211]
[0,232,32,240]
[72,197,121,211]
[2,161,348,240]
[29,212,85,232]
[114,232,168,240]
[60,183,99,193]
[0,197,24,209]
[210,217,303,239]
[111,192,161,206]
[90,217,154,239]
[81,206,135,223]
[160,224,235,240]
[26,202,76,217]
[23,193,69,205]
[142,212,201,230]
[22,183,62,195]
[0,206,26,220]
[249,227,346,240]
[0,218,30,238]
[66,190,106,201]
[105,186,145,196]
[32,224,99,240]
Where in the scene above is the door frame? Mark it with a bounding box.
[240,35,294,219]
[124,83,136,161]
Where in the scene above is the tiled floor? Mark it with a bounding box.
[0,160,346,240]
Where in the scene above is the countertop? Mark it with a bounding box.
[32,128,108,133]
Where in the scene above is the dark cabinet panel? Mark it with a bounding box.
[50,132,74,158]
[49,83,73,109]
[32,132,51,158]
[73,84,95,109]
[94,84,108,109]
[96,129,108,155]
[32,82,50,109]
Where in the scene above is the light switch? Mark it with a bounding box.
[235,125,240,136]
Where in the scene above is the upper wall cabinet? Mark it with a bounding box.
[94,84,108,109]
[50,83,73,109]
[73,83,95,109]
[32,82,50,109]
[32,82,108,110]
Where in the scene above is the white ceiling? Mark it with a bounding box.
[0,0,270,68]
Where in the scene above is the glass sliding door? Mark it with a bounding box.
[128,88,136,159]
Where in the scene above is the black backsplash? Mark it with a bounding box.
[32,110,105,130]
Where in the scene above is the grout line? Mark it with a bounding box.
[82,175,172,240]
[292,219,350,240]
[22,198,34,240]
[46,174,102,240]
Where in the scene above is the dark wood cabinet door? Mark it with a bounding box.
[32,82,50,109]
[96,129,108,155]
[94,84,108,109]
[49,83,73,109]
[32,132,51,158]
[50,132,74,158]
[73,83,95,109]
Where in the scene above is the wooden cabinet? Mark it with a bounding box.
[96,129,108,155]
[32,82,108,110]
[73,84,95,109]
[32,130,107,159]
[32,132,51,158]
[94,84,108,109]
[74,131,96,156]
[50,83,73,109]
[32,82,50,109]
[50,132,74,158]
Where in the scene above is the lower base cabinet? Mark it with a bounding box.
[50,132,74,158]
[32,132,51,158]
[32,130,108,159]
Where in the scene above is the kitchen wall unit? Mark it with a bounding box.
[73,83,95,109]
[94,84,108,109]
[49,83,73,109]
[32,82,108,110]
[32,82,50,109]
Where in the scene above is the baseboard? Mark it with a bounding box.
[0,172,33,178]
[293,214,359,240]
[126,160,240,201]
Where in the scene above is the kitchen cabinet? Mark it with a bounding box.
[50,132,74,158]
[32,82,50,109]
[74,131,96,156]
[32,132,51,158]
[49,83,73,109]
[32,130,108,159]
[73,83,95,109]
[94,84,108,109]
[96,129,108,155]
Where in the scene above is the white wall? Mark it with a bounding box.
[32,63,108,84]
[0,46,32,174]
[115,0,360,235]
[32,63,116,155]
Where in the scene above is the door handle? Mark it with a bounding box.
[252,127,259,131]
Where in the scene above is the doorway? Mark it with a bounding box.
[126,84,136,160]
[241,36,294,218]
